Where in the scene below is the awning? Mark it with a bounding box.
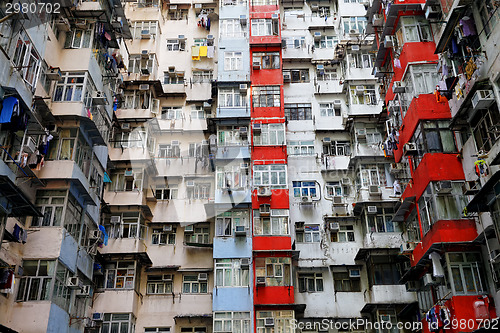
[177,268,212,272]
[174,314,213,321]
[99,252,152,265]
[145,265,181,272]
[0,175,42,217]
[254,303,307,313]
[354,247,400,261]
[392,196,416,222]
[466,171,500,212]
[435,6,467,54]
[361,302,415,314]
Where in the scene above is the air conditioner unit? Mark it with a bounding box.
[405,280,420,292]
[235,225,246,236]
[163,225,173,232]
[311,4,319,10]
[46,67,62,81]
[253,123,262,132]
[75,19,87,29]
[203,102,211,110]
[301,196,312,204]
[92,91,107,105]
[141,50,149,58]
[67,277,82,289]
[198,273,208,281]
[471,90,495,110]
[89,230,103,241]
[333,99,342,109]
[393,81,406,93]
[283,71,291,82]
[76,285,92,297]
[390,163,403,174]
[170,5,177,10]
[240,163,249,169]
[423,273,435,286]
[195,3,203,9]
[322,137,331,143]
[265,318,275,327]
[341,178,351,185]
[351,45,360,51]
[92,313,104,321]
[256,276,266,285]
[425,5,441,19]
[257,186,272,197]
[329,222,340,231]
[369,186,380,196]
[163,274,173,281]
[403,142,417,156]
[384,35,393,48]
[141,30,151,38]
[239,127,248,138]
[239,84,248,92]
[178,35,186,40]
[333,196,344,205]
[295,221,305,230]
[185,225,194,232]
[207,34,214,40]
[253,61,261,70]
[462,180,480,195]
[141,68,150,75]
[316,64,324,72]
[110,216,121,224]
[186,181,195,187]
[171,140,180,146]
[314,31,322,40]
[139,84,149,91]
[349,29,360,36]
[355,86,365,95]
[367,205,378,214]
[272,14,279,20]
[240,15,247,25]
[241,258,250,269]
[349,269,361,278]
[356,129,366,137]
[435,180,453,194]
[23,136,36,153]
[400,242,416,254]
[372,14,383,27]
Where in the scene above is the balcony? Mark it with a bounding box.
[321,155,350,171]
[155,158,213,177]
[162,83,187,96]
[104,190,147,207]
[314,80,343,94]
[92,288,140,316]
[108,145,153,162]
[115,107,156,121]
[215,145,251,160]
[365,285,416,305]
[214,187,252,205]
[216,106,251,118]
[282,47,312,62]
[99,237,148,256]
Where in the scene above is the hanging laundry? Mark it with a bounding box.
[13,224,21,242]
[474,159,489,177]
[0,96,19,124]
[0,269,14,290]
[199,46,208,57]
[191,46,201,61]
[393,180,401,196]
[460,16,477,37]
[20,153,28,168]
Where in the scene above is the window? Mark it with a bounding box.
[215,259,249,287]
[358,164,387,187]
[256,311,294,333]
[367,256,401,286]
[286,69,309,83]
[166,39,185,51]
[192,70,213,83]
[64,29,92,49]
[16,260,56,302]
[214,312,251,333]
[343,16,368,34]
[446,252,486,295]
[317,68,339,81]
[131,21,158,39]
[216,165,250,189]
[147,275,173,294]
[137,0,160,7]
[184,225,210,244]
[151,227,176,245]
[168,9,188,20]
[253,209,289,235]
[33,190,66,227]
[182,274,208,293]
[292,181,319,199]
[128,54,155,75]
[298,273,324,292]
[220,19,246,38]
[101,314,136,333]
[161,106,183,120]
[163,73,185,85]
[190,105,206,119]
[216,211,249,237]
[284,36,306,49]
[104,261,137,289]
[251,0,278,5]
[323,141,351,156]
[218,126,248,146]
[288,140,315,155]
[155,186,178,200]
[314,35,338,49]
[411,120,457,157]
[478,0,499,37]
[253,52,280,69]
[188,141,209,158]
[334,271,361,292]
[12,29,41,89]
[123,90,152,109]
[107,212,147,239]
[255,257,291,286]
[218,87,247,107]
[109,170,144,191]
[53,72,90,102]
[253,165,287,187]
[404,64,440,97]
[364,206,399,233]
[399,16,432,43]
[325,182,343,197]
[253,123,285,145]
[349,85,377,105]
[330,225,355,242]
[222,0,247,5]
[296,224,320,243]
[284,103,312,120]
[348,53,374,69]
[224,52,243,71]
[181,328,206,333]
[251,19,279,36]
[187,183,211,200]
[472,108,500,152]
[312,6,330,17]
[158,142,181,158]
[145,328,170,333]
[320,103,341,117]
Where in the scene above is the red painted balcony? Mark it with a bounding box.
[254,286,294,305]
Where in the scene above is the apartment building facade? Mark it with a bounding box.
[0,0,499,333]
